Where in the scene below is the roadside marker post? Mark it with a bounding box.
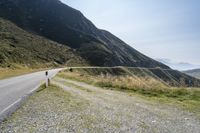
[45,71,49,88]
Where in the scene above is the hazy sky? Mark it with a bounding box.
[61,0,200,69]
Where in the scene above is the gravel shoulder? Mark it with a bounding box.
[1,77,200,133]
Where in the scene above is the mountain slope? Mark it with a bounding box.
[0,0,169,68]
[0,18,86,68]
[184,69,200,79]
[1,0,200,87]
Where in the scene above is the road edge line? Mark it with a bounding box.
[0,83,42,123]
[0,68,63,123]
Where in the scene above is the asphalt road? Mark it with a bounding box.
[0,68,63,121]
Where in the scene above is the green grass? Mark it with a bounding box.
[141,94,200,118]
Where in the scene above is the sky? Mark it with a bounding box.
[60,0,200,70]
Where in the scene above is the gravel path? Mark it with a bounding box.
[0,77,200,133]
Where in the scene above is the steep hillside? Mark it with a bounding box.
[1,0,199,87]
[0,0,169,68]
[184,69,200,79]
[0,18,86,68]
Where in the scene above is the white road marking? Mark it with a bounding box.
[0,98,22,116]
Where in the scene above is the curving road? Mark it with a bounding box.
[0,68,63,121]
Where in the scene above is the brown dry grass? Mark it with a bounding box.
[57,71,200,100]
[0,67,48,80]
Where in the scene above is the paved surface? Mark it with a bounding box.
[0,68,62,121]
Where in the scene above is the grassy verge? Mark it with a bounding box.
[57,71,200,117]
[0,67,50,80]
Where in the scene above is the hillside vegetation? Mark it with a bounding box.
[0,18,87,68]
[0,0,169,68]
[0,0,199,85]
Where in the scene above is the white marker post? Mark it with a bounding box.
[45,71,49,88]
